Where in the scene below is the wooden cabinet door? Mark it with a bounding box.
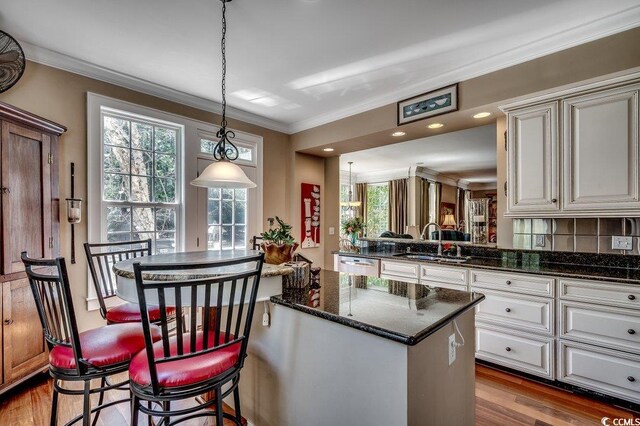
[562,85,640,212]
[507,102,560,214]
[2,279,47,384]
[1,121,52,274]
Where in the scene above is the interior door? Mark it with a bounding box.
[1,122,51,274]
[195,158,257,251]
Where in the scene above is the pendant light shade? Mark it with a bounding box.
[191,160,256,189]
[190,0,256,189]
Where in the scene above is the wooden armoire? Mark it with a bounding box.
[0,101,65,393]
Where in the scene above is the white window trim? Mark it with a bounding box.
[86,93,263,311]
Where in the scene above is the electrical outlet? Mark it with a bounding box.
[534,235,545,247]
[612,236,633,250]
[448,334,456,365]
[329,226,335,235]
[262,312,270,327]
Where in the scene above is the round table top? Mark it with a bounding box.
[113,249,294,281]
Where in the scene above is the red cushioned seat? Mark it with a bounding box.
[50,323,162,371]
[129,331,241,389]
[106,302,176,323]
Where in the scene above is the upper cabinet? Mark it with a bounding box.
[502,74,640,217]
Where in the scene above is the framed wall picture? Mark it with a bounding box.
[397,84,458,125]
[301,183,320,248]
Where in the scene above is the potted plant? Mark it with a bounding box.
[260,216,299,264]
[342,216,366,247]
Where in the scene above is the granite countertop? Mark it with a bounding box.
[271,269,484,346]
[113,250,294,280]
[335,250,640,285]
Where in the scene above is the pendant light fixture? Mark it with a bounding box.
[191,0,256,189]
[340,161,362,209]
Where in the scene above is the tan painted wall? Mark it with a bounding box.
[441,183,457,206]
[290,152,326,268]
[323,157,340,267]
[0,61,291,330]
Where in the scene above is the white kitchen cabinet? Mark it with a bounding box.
[475,290,553,336]
[562,85,640,212]
[470,270,555,297]
[419,264,468,290]
[506,101,560,214]
[380,260,420,283]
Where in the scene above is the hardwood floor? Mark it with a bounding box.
[0,365,637,425]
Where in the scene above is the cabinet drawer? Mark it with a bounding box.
[558,340,640,404]
[475,290,553,335]
[475,326,554,379]
[559,279,640,309]
[471,270,554,297]
[559,301,640,353]
[380,260,419,283]
[420,264,467,287]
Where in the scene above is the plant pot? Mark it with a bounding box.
[260,242,299,265]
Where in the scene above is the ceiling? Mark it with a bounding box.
[1,1,639,133]
[340,124,497,184]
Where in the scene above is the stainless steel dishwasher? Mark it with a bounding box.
[335,255,380,277]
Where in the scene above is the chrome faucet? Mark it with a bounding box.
[420,222,443,255]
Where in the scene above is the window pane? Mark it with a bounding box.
[103,145,130,174]
[133,208,154,232]
[131,176,152,202]
[104,116,130,147]
[221,225,233,249]
[131,149,153,176]
[107,206,131,233]
[234,201,246,224]
[155,153,176,178]
[208,188,221,200]
[366,183,389,238]
[222,189,233,200]
[201,138,216,156]
[107,232,132,243]
[208,200,220,225]
[237,146,252,161]
[234,225,246,249]
[132,122,152,150]
[154,178,176,203]
[156,232,175,253]
[155,208,176,231]
[235,189,246,201]
[155,127,176,154]
[208,225,220,250]
[221,200,233,224]
[103,173,130,201]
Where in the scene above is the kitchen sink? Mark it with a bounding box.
[393,253,469,263]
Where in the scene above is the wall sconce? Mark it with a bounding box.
[65,162,81,263]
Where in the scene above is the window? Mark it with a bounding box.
[100,110,181,253]
[366,183,389,237]
[206,188,247,250]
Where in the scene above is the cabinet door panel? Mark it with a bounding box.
[1,122,51,274]
[507,102,560,213]
[2,280,47,383]
[563,86,640,210]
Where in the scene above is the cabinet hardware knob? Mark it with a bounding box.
[505,347,512,352]
[628,376,636,382]
[629,329,636,335]
[629,295,637,301]
[3,319,13,325]
[505,308,511,313]
[551,198,557,203]
[505,280,512,285]
[0,187,9,194]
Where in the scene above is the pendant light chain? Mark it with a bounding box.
[214,0,238,162]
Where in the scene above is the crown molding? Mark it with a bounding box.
[354,167,410,184]
[289,7,640,134]
[21,41,291,134]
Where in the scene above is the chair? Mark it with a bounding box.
[84,239,176,324]
[21,252,161,426]
[129,252,265,426]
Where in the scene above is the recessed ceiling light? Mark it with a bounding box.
[323,148,334,152]
[392,131,406,137]
[473,112,491,119]
[427,123,444,129]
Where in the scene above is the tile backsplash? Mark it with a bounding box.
[512,218,640,255]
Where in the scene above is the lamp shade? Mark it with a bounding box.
[442,214,457,227]
[190,160,256,189]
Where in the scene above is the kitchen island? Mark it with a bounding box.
[240,270,484,426]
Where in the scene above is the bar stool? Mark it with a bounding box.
[128,253,264,425]
[84,239,177,324]
[21,252,161,426]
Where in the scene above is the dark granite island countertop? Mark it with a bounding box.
[270,269,484,345]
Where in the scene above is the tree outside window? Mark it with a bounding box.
[366,183,389,238]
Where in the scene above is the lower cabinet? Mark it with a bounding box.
[1,279,48,393]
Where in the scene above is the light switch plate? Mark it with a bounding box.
[329,227,335,235]
[612,236,633,250]
[448,334,456,365]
